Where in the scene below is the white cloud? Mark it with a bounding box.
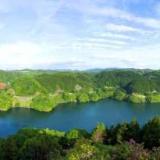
[0,40,160,70]
[105,23,142,33]
[98,32,135,41]
[0,0,159,70]
[90,43,160,69]
[65,0,160,29]
[76,42,123,49]
[82,37,127,45]
[103,9,160,29]
[0,41,53,68]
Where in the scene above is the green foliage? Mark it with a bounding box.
[108,120,140,144]
[0,91,13,111]
[12,77,46,96]
[96,87,116,100]
[127,141,150,160]
[0,70,22,83]
[126,78,156,94]
[77,93,90,103]
[92,123,107,143]
[66,129,80,140]
[66,139,98,160]
[19,136,62,160]
[18,128,65,138]
[114,90,127,101]
[129,93,146,103]
[1,69,160,111]
[89,92,100,102]
[39,128,65,137]
[35,72,94,93]
[142,117,160,149]
[0,118,160,160]
[124,120,140,142]
[63,92,77,103]
[150,147,160,160]
[108,143,132,160]
[147,93,160,103]
[95,70,141,88]
[31,94,54,112]
[109,123,128,144]
[66,129,89,140]
[0,137,18,160]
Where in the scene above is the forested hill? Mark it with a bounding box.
[0,69,160,111]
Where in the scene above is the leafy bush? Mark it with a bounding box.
[31,94,54,112]
[0,91,13,111]
[128,93,146,103]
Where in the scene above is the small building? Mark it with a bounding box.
[0,82,7,90]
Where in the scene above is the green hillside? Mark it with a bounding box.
[0,69,160,111]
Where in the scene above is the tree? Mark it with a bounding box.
[124,120,140,142]
[109,123,128,144]
[31,94,54,112]
[114,90,127,101]
[0,91,13,111]
[77,93,89,103]
[150,147,160,160]
[142,117,160,149]
[63,92,77,103]
[0,137,18,160]
[89,92,100,102]
[128,93,146,103]
[19,136,62,160]
[92,123,107,143]
[66,129,89,140]
[66,139,98,160]
[127,140,149,160]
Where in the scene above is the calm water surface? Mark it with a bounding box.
[0,100,160,137]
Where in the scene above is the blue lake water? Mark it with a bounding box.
[0,100,160,137]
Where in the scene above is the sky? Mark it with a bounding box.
[0,0,160,70]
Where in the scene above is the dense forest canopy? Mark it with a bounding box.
[0,117,160,160]
[1,69,160,111]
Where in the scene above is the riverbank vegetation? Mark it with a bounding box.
[1,69,160,111]
[0,117,160,160]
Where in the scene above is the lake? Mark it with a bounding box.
[0,100,160,137]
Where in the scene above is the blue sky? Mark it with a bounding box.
[0,0,160,70]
